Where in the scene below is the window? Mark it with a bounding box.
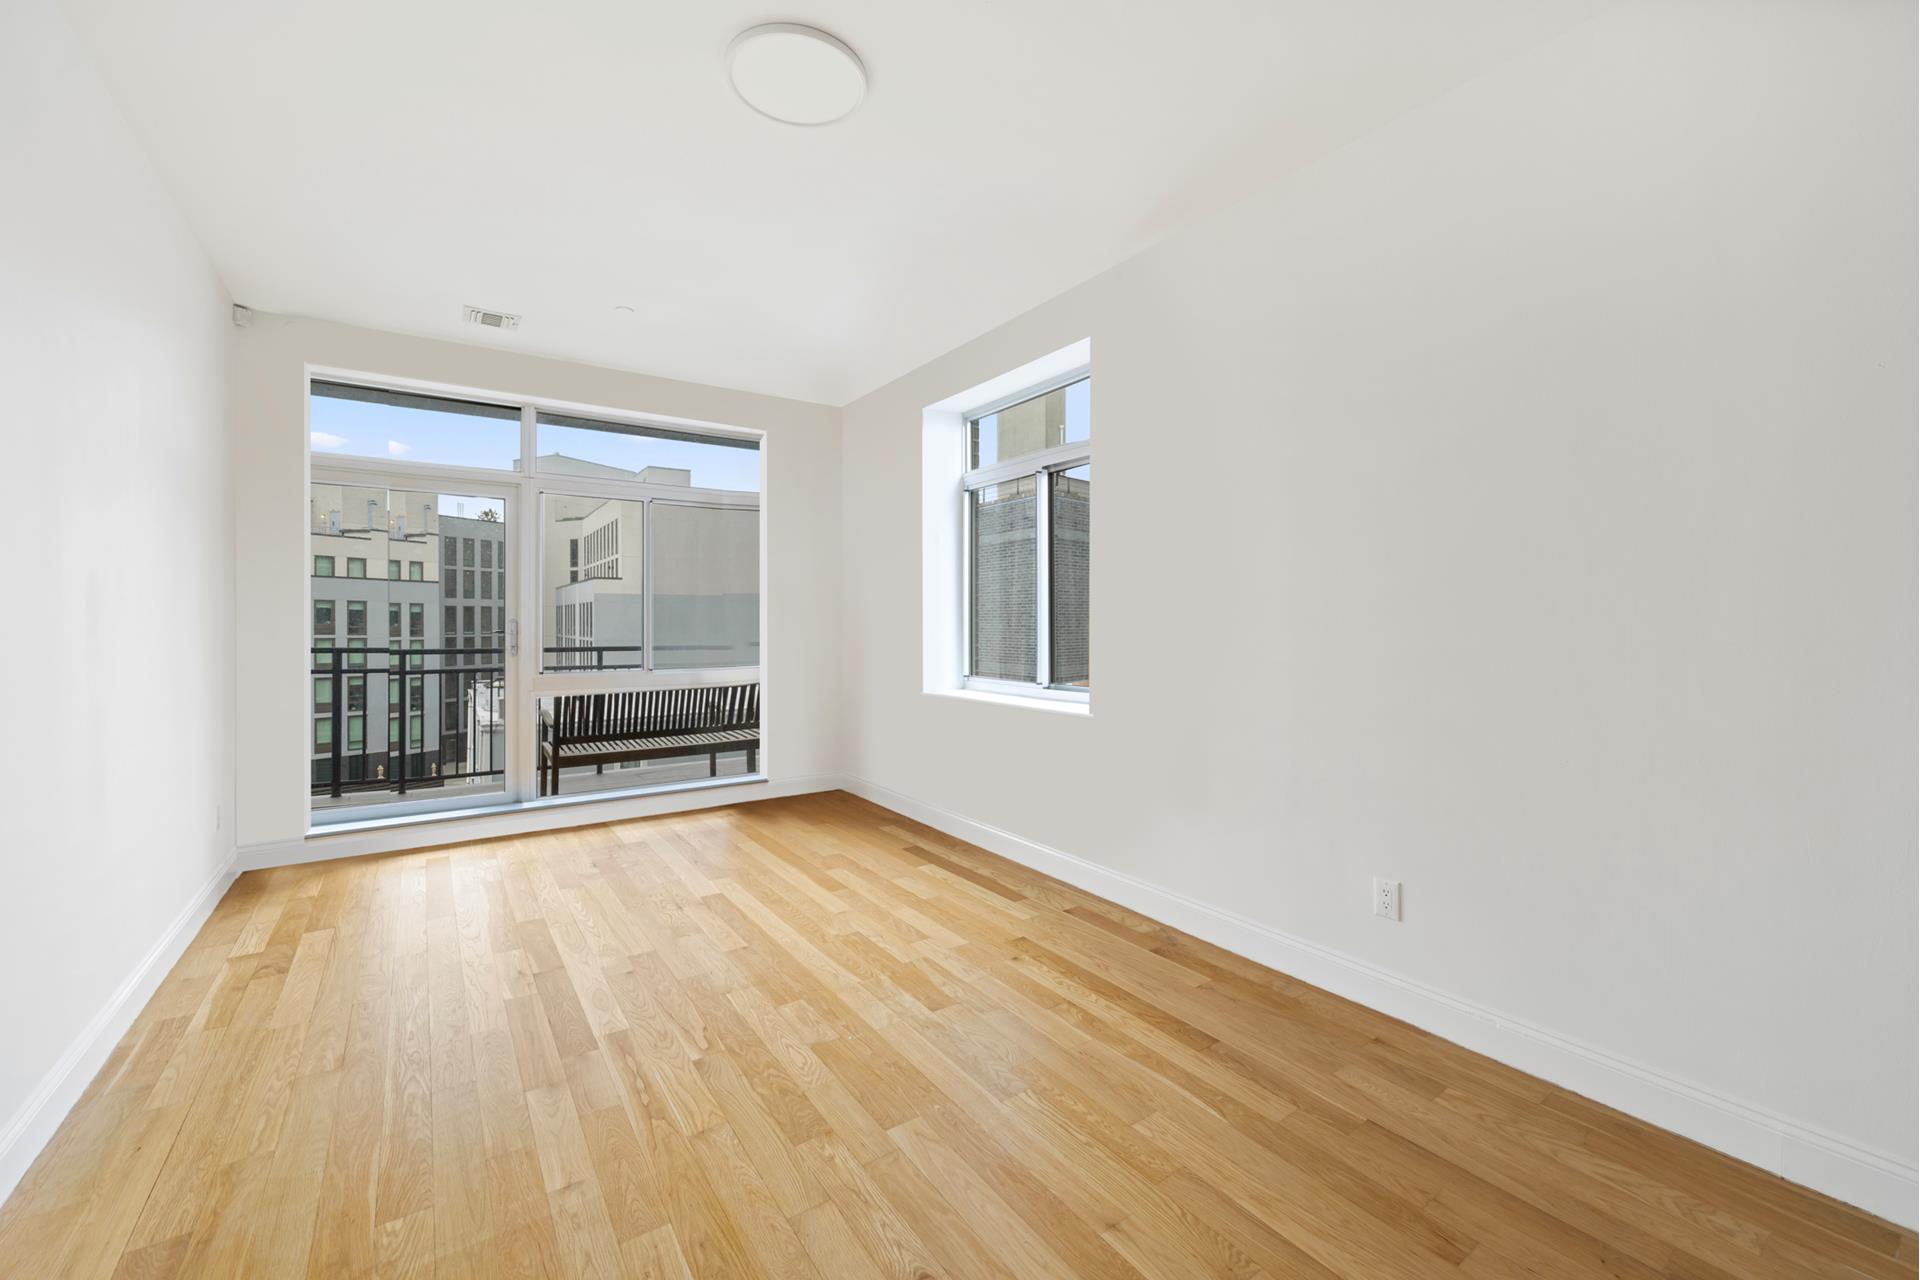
[653,504,757,669]
[962,375,1090,696]
[969,478,1037,682]
[309,374,762,815]
[535,411,760,493]
[541,495,647,671]
[310,380,521,470]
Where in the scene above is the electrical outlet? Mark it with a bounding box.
[1372,877,1401,921]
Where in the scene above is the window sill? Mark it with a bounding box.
[307,771,768,838]
[927,688,1091,716]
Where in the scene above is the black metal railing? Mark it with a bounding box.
[541,645,646,672]
[310,646,505,799]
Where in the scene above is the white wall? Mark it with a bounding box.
[841,0,1917,1219]
[229,316,842,854]
[0,0,235,1194]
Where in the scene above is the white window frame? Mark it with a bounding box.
[959,367,1090,703]
[305,365,768,830]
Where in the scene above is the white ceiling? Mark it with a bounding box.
[68,0,1603,405]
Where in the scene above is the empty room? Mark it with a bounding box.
[2,0,1914,1276]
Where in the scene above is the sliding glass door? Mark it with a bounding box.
[307,375,762,826]
[526,412,761,798]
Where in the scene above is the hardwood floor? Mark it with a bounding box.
[0,792,1911,1278]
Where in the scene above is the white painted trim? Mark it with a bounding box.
[839,776,1919,1231]
[242,773,843,871]
[0,853,240,1209]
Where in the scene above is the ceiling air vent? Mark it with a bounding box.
[463,305,520,331]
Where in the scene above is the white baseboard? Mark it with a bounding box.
[236,772,846,872]
[839,776,1919,1231]
[0,853,239,1209]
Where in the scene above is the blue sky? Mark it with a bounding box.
[310,396,762,496]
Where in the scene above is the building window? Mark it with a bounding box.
[314,555,335,577]
[388,603,402,638]
[463,538,475,568]
[314,719,332,751]
[480,540,493,569]
[346,601,367,636]
[409,561,424,581]
[463,569,475,597]
[388,559,401,580]
[443,568,456,595]
[443,537,457,566]
[962,374,1091,697]
[409,602,425,638]
[346,557,366,579]
[313,600,336,635]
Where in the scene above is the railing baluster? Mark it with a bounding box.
[395,646,409,795]
[330,646,344,800]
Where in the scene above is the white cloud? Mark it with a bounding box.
[387,439,412,456]
[310,431,346,449]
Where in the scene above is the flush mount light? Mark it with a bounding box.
[727,23,865,126]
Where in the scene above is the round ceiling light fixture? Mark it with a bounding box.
[727,23,865,126]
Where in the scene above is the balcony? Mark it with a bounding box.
[310,646,757,813]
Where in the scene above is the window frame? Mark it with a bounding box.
[959,369,1091,703]
[305,364,768,829]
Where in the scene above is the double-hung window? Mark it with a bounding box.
[962,374,1090,698]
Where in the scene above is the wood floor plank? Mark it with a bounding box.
[0,792,1909,1279]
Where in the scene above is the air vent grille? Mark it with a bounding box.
[463,305,521,331]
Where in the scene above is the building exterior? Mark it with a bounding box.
[310,485,504,797]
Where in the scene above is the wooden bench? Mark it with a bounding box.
[539,683,759,796]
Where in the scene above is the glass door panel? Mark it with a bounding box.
[309,481,510,817]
